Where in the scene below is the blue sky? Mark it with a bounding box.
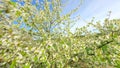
[12,0,120,22]
[67,0,120,31]
[11,0,120,32]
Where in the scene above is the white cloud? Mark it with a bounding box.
[72,0,120,32]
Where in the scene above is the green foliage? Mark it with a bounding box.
[0,0,120,68]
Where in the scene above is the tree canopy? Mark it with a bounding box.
[0,0,120,68]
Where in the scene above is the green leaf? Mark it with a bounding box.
[15,11,21,16]
[0,41,2,45]
[115,60,120,68]
[9,1,16,7]
[102,45,108,54]
[10,59,16,68]
[23,63,31,68]
[33,56,38,62]
[20,51,27,56]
